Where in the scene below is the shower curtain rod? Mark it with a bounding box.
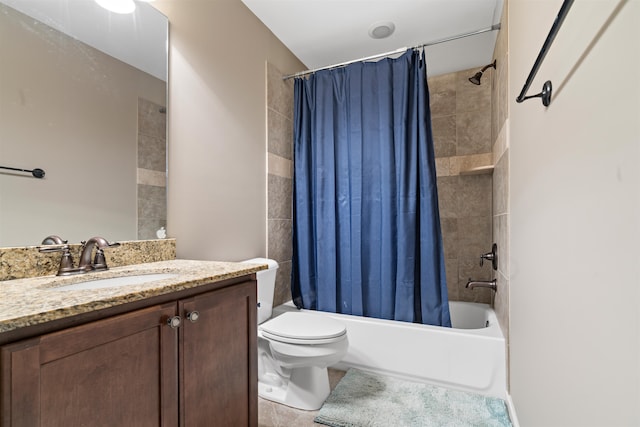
[282,23,501,80]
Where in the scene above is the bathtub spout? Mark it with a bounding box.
[466,278,497,291]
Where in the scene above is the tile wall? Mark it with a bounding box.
[491,3,511,383]
[137,98,168,240]
[266,63,295,306]
[428,70,495,304]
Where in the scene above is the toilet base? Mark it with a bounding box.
[258,366,330,411]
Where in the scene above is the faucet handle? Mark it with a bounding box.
[479,243,498,270]
[91,240,120,271]
[92,249,107,270]
[38,244,69,253]
[57,248,76,274]
[41,235,67,245]
[38,244,76,275]
[82,238,120,248]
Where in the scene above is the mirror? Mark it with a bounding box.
[0,0,168,247]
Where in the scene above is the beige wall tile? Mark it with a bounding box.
[450,153,493,175]
[138,134,166,172]
[268,108,293,160]
[268,219,293,262]
[445,258,460,301]
[435,157,451,177]
[268,174,292,220]
[490,1,509,388]
[267,62,294,120]
[440,217,459,259]
[458,174,492,217]
[428,72,456,92]
[456,75,492,114]
[428,65,496,305]
[267,63,296,304]
[430,89,456,117]
[138,98,167,141]
[431,115,457,157]
[138,185,166,219]
[268,153,293,179]
[457,109,492,155]
[458,215,492,259]
[493,149,509,216]
[436,176,459,219]
[493,214,509,278]
[137,168,167,187]
[273,260,292,306]
[492,119,509,165]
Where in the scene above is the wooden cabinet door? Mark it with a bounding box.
[1,303,178,427]
[179,281,257,427]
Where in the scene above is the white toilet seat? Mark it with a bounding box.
[259,312,347,345]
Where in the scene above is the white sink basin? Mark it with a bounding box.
[54,273,180,291]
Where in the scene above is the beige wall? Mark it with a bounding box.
[508,0,639,425]
[0,5,165,247]
[152,0,303,261]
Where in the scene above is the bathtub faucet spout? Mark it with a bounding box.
[466,278,497,292]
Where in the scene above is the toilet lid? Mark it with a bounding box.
[259,312,346,343]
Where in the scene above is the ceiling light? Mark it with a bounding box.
[368,22,395,39]
[95,0,136,14]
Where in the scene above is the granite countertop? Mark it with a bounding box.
[0,259,267,334]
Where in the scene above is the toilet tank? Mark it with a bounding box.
[241,258,278,324]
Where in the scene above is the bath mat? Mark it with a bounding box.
[314,368,512,427]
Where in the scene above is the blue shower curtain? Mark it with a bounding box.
[291,49,450,327]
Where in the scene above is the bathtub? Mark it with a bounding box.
[274,301,507,399]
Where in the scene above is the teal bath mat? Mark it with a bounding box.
[314,368,512,427]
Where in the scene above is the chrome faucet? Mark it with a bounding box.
[78,237,121,272]
[466,278,497,291]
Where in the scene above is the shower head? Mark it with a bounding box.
[468,72,483,85]
[468,60,496,85]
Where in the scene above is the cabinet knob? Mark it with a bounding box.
[167,316,181,329]
[186,311,200,323]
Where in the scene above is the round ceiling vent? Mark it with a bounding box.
[368,22,396,39]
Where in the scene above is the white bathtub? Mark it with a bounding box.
[274,301,507,399]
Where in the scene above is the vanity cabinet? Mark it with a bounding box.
[0,280,257,427]
[179,283,256,426]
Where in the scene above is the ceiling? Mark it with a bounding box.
[0,0,167,81]
[241,0,504,77]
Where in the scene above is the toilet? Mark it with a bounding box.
[242,258,348,411]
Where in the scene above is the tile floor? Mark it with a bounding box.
[258,369,346,427]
